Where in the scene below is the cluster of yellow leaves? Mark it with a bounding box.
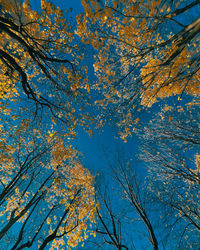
[0,124,16,168]
[51,140,76,165]
[140,44,200,107]
[46,142,97,248]
[194,153,200,175]
[0,120,97,249]
[77,0,200,138]
[0,66,18,100]
[118,112,135,142]
[0,0,92,134]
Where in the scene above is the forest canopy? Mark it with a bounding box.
[0,0,199,249]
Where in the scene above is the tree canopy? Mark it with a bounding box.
[0,123,96,249]
[77,0,200,138]
[0,0,199,249]
[0,0,91,131]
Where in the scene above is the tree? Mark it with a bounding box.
[77,0,200,137]
[90,152,199,249]
[142,103,200,181]
[95,193,129,250]
[0,0,91,129]
[92,156,160,250]
[140,104,200,248]
[0,124,96,249]
[0,2,98,248]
